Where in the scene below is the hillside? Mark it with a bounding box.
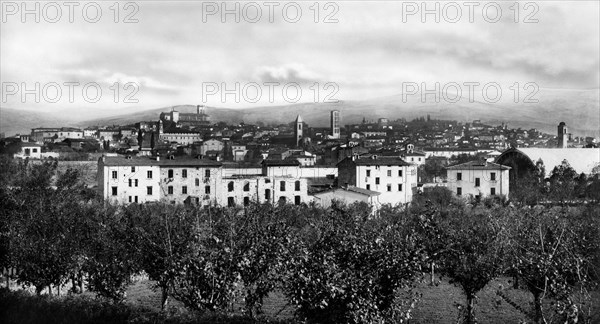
[2,88,598,137]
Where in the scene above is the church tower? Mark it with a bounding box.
[557,122,568,148]
[295,115,303,147]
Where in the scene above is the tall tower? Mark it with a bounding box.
[330,110,340,139]
[557,122,568,148]
[295,115,303,147]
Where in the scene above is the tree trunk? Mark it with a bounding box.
[79,271,84,293]
[160,286,169,311]
[48,285,53,296]
[533,291,544,324]
[57,283,60,296]
[466,293,476,324]
[430,262,436,285]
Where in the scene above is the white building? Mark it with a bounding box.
[98,155,222,205]
[98,155,310,207]
[14,143,43,159]
[201,139,224,155]
[337,155,418,205]
[445,161,510,199]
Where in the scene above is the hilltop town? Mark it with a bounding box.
[1,106,599,208]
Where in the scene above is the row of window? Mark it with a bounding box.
[227,195,301,207]
[365,184,403,192]
[456,172,496,182]
[366,170,403,177]
[456,187,497,196]
[112,185,212,196]
[227,181,301,192]
[112,169,213,180]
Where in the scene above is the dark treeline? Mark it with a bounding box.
[0,157,599,324]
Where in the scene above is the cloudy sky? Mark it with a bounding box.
[1,0,599,115]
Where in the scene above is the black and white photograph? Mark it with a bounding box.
[1,1,599,323]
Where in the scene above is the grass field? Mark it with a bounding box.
[124,275,600,323]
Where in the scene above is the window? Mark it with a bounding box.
[182,186,187,194]
[278,196,286,206]
[398,170,403,177]
[195,178,200,186]
[131,166,135,172]
[147,170,152,178]
[280,181,286,191]
[205,169,211,178]
[168,169,174,178]
[228,197,235,207]
[243,197,250,206]
[490,187,496,195]
[228,181,234,192]
[295,180,300,191]
[457,172,462,181]
[128,196,132,203]
[32,148,37,153]
[411,157,414,161]
[112,171,118,179]
[147,186,152,195]
[295,196,301,205]
[387,170,392,177]
[457,187,462,196]
[168,186,173,195]
[265,189,271,200]
[366,170,371,177]
[135,179,138,187]
[111,187,118,196]
[182,169,187,178]
[387,184,392,192]
[128,179,132,187]
[366,184,371,190]
[398,184,403,191]
[375,177,380,185]
[205,186,211,194]
[475,178,480,187]
[134,196,138,203]
[243,182,250,192]
[490,172,496,181]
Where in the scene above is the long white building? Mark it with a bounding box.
[98,155,309,207]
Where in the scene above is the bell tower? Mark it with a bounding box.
[557,122,568,148]
[295,115,303,147]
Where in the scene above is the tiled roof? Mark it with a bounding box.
[446,161,511,170]
[261,159,300,166]
[100,156,222,167]
[340,155,412,166]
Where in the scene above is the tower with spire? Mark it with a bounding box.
[294,115,303,147]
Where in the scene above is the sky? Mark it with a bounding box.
[1,0,599,115]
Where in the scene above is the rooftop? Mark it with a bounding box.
[339,155,412,166]
[446,160,511,170]
[100,156,222,167]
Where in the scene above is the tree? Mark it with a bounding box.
[505,206,600,324]
[127,203,198,310]
[84,203,142,302]
[548,160,577,203]
[284,202,424,323]
[440,206,510,324]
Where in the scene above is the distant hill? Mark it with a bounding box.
[0,107,80,137]
[2,88,599,137]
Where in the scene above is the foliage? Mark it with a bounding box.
[439,206,510,324]
[283,202,424,323]
[506,206,600,323]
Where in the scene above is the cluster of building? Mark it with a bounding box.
[2,103,599,209]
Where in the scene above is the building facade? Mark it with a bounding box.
[337,155,418,205]
[445,161,510,199]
